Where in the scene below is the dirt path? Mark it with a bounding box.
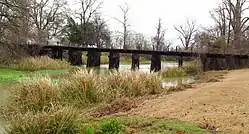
[121,69,249,134]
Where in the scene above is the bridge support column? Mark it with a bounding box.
[178,56,183,67]
[150,53,161,72]
[225,56,230,70]
[241,58,249,68]
[87,50,101,67]
[68,48,83,66]
[226,55,236,70]
[201,55,208,72]
[208,58,220,71]
[51,47,63,60]
[109,52,120,70]
[234,56,241,69]
[39,49,49,56]
[131,54,140,71]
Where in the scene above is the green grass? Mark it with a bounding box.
[0,68,66,83]
[81,117,209,134]
[0,69,29,83]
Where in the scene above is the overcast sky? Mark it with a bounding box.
[70,0,222,46]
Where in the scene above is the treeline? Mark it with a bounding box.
[1,0,249,63]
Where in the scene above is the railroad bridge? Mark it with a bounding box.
[28,45,249,72]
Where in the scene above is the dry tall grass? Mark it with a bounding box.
[4,107,81,134]
[161,60,202,78]
[1,69,164,133]
[2,69,163,116]
[104,70,163,101]
[11,56,71,71]
[60,69,103,107]
[3,77,60,118]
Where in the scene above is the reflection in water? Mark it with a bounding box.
[161,77,195,88]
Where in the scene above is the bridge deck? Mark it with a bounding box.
[43,45,249,59]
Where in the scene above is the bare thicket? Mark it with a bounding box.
[208,0,249,53]
[152,18,166,51]
[175,19,198,51]
[78,0,103,46]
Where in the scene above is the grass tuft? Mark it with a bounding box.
[81,117,209,134]
[1,77,60,119]
[60,69,103,107]
[97,118,124,134]
[104,70,163,101]
[10,56,71,71]
[161,60,202,78]
[161,67,187,77]
[4,107,81,134]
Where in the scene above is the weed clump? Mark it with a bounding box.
[104,70,163,101]
[10,56,71,71]
[2,77,60,118]
[161,60,202,78]
[161,67,187,77]
[4,107,81,134]
[60,69,103,107]
[97,119,124,134]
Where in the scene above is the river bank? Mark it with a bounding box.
[120,69,249,134]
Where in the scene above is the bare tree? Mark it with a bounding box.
[29,0,67,44]
[0,0,32,63]
[76,0,103,46]
[0,0,30,43]
[111,30,123,49]
[133,33,146,50]
[209,0,249,53]
[210,3,232,45]
[92,14,111,48]
[222,0,249,53]
[164,40,172,51]
[114,3,129,49]
[174,19,198,51]
[153,18,166,51]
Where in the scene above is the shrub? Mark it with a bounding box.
[101,55,109,64]
[4,107,81,134]
[85,127,95,134]
[160,60,202,78]
[184,60,201,75]
[11,56,71,71]
[97,119,124,134]
[60,69,103,107]
[161,67,187,77]
[104,71,162,101]
[3,77,60,117]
